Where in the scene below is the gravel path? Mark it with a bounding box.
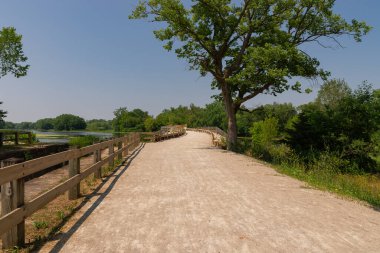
[42,131,380,252]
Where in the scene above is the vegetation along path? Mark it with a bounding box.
[42,131,380,252]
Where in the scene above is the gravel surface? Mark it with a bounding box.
[40,131,380,253]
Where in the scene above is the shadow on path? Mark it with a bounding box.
[41,143,145,253]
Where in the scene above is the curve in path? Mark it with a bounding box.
[42,131,380,252]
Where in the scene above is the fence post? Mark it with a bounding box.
[94,149,101,179]
[135,133,140,148]
[28,133,32,145]
[123,136,128,157]
[108,144,114,168]
[0,132,4,146]
[68,157,80,200]
[1,167,25,249]
[15,132,19,145]
[117,141,122,160]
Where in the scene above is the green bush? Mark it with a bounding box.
[267,143,295,165]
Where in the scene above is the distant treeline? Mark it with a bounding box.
[1,114,89,131]
[1,80,379,175]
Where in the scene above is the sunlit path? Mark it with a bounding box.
[42,131,380,252]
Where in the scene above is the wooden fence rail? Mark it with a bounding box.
[188,128,226,148]
[0,133,140,249]
[153,125,187,141]
[140,125,187,142]
[0,130,33,146]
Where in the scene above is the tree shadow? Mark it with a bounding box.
[37,143,145,253]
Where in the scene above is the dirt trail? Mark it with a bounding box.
[40,131,380,252]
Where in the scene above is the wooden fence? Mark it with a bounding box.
[141,125,187,142]
[188,127,227,148]
[153,125,186,141]
[0,133,140,249]
[0,130,33,146]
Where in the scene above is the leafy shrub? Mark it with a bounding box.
[267,143,295,165]
[250,117,279,160]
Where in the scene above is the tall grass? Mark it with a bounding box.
[239,139,380,208]
[277,163,380,207]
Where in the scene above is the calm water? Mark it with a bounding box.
[32,130,114,143]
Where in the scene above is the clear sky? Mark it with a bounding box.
[0,0,379,123]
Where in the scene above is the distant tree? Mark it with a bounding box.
[0,27,29,123]
[237,103,296,137]
[2,121,15,129]
[16,121,35,130]
[86,119,112,131]
[54,114,87,131]
[201,101,227,131]
[262,103,297,133]
[131,0,371,150]
[35,118,55,130]
[144,116,156,132]
[155,105,191,127]
[315,79,351,109]
[112,108,149,132]
[0,102,6,128]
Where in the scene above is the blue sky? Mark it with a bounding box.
[0,0,379,122]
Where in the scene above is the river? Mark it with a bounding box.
[32,130,114,143]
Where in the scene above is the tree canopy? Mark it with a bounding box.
[113,108,149,132]
[0,27,29,78]
[54,114,87,131]
[131,0,371,150]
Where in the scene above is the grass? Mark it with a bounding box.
[238,138,380,209]
[32,221,49,230]
[275,163,380,208]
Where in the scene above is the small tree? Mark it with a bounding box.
[0,27,29,122]
[131,0,370,150]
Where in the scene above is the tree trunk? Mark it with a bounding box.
[226,106,238,151]
[221,82,238,151]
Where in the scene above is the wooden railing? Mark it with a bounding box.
[141,125,187,142]
[0,133,140,248]
[0,130,33,146]
[153,125,186,141]
[188,127,227,148]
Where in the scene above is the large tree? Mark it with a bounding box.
[54,114,87,131]
[130,0,370,150]
[0,27,29,125]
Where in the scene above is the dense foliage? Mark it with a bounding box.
[244,80,380,174]
[113,108,149,132]
[35,118,55,130]
[86,119,112,131]
[286,82,380,173]
[53,114,87,131]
